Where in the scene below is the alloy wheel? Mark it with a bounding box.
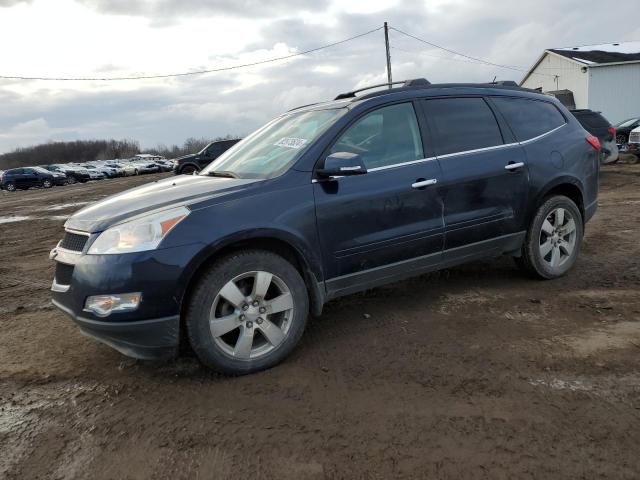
[209,270,294,360]
[539,207,577,268]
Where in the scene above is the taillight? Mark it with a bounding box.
[608,127,616,137]
[586,135,601,151]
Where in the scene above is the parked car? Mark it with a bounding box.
[570,109,618,164]
[173,139,241,175]
[614,117,640,146]
[130,160,160,174]
[1,167,55,191]
[626,126,640,163]
[153,159,175,172]
[42,164,90,184]
[33,166,67,185]
[50,79,599,374]
[76,165,105,180]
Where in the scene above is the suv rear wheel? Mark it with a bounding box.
[185,250,309,374]
[42,179,53,188]
[516,195,583,279]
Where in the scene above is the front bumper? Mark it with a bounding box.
[53,299,179,359]
[50,242,204,360]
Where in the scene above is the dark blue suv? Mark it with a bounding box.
[50,79,600,374]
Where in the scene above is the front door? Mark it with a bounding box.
[422,97,529,252]
[313,101,444,297]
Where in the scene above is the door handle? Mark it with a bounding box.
[411,179,437,189]
[505,162,525,171]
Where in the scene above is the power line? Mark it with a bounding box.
[391,44,559,78]
[389,26,525,73]
[0,26,382,81]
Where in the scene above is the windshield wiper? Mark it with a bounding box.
[206,170,238,179]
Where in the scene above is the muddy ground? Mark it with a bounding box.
[0,165,639,479]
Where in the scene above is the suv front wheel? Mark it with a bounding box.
[516,195,583,279]
[185,250,309,374]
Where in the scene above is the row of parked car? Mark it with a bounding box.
[0,157,175,192]
[0,140,245,192]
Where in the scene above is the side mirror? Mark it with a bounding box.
[317,152,367,178]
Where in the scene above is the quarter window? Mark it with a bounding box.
[330,103,424,169]
[492,97,566,142]
[423,97,504,156]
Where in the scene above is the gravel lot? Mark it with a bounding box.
[1,166,639,479]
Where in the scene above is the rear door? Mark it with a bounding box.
[314,101,444,293]
[422,96,529,252]
[14,168,30,188]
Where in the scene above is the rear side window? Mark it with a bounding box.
[423,97,504,156]
[492,97,566,141]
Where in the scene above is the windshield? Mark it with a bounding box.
[198,142,214,155]
[200,108,345,179]
[616,118,640,128]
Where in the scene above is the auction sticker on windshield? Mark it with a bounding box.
[274,137,308,149]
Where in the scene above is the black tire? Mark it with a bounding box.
[185,250,309,375]
[42,179,53,188]
[134,169,139,175]
[67,176,76,185]
[515,195,583,279]
[180,165,198,175]
[4,182,16,192]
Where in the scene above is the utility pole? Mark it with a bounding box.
[384,22,392,87]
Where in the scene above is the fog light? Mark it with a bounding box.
[84,293,142,317]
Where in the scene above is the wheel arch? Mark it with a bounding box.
[179,162,200,174]
[178,230,326,340]
[530,177,585,224]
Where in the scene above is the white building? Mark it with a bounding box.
[520,42,640,123]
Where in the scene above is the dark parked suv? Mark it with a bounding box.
[1,167,55,191]
[570,109,618,164]
[50,79,600,374]
[173,139,241,175]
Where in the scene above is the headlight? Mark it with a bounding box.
[87,206,190,254]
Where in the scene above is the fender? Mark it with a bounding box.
[528,174,585,222]
[176,227,326,313]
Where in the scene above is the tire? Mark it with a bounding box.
[134,169,139,176]
[42,179,53,188]
[185,250,309,375]
[4,182,16,192]
[515,195,583,279]
[181,165,197,175]
[67,176,76,185]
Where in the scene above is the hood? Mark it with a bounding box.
[173,153,198,162]
[65,174,257,233]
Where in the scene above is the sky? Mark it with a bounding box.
[0,0,638,154]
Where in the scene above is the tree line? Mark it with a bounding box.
[0,135,239,170]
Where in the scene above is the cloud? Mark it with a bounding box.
[77,0,330,25]
[1,0,639,154]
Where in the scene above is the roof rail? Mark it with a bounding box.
[334,78,431,100]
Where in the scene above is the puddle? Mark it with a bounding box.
[48,215,68,221]
[44,202,89,211]
[558,321,640,355]
[0,216,31,224]
[529,378,592,392]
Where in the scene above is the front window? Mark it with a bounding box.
[201,108,345,179]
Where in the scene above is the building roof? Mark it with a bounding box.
[549,41,640,65]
